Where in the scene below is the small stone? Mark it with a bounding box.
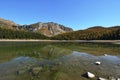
[95,61,101,65]
[109,77,116,80]
[55,61,62,66]
[32,67,42,74]
[16,69,26,75]
[98,77,107,80]
[104,54,108,56]
[86,72,95,78]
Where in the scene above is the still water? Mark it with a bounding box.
[0,42,120,80]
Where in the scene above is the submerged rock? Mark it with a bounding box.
[117,63,120,66]
[98,77,107,80]
[109,77,116,80]
[16,69,26,75]
[32,67,42,75]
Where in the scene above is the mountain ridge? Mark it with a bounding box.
[0,18,120,40]
[52,26,120,40]
[0,18,17,29]
[0,18,73,37]
[18,22,73,36]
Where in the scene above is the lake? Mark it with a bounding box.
[0,42,120,80]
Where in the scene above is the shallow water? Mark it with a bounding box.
[0,42,120,80]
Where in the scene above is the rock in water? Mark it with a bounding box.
[16,69,26,75]
[95,61,101,65]
[98,77,107,80]
[117,78,120,80]
[87,72,95,78]
[104,54,108,56]
[32,67,42,75]
[109,77,116,80]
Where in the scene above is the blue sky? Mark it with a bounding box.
[0,0,120,30]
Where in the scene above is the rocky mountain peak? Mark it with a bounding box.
[0,18,73,37]
[18,22,73,37]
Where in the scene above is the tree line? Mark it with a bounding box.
[0,27,120,40]
[51,27,120,40]
[0,28,48,39]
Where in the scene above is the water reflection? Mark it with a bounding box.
[0,42,119,80]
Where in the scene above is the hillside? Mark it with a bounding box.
[0,18,17,29]
[0,18,120,40]
[18,22,73,37]
[0,18,73,37]
[0,28,48,39]
[51,26,120,40]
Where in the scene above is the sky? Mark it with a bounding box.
[0,0,120,30]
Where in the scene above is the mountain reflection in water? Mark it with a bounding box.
[0,42,119,80]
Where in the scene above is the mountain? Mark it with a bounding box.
[18,22,73,37]
[52,26,120,40]
[0,18,73,37]
[87,26,105,30]
[0,18,120,40]
[0,18,17,29]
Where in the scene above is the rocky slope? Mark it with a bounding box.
[0,18,17,29]
[18,22,73,36]
[0,18,73,37]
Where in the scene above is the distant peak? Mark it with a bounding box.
[87,26,105,30]
[109,26,120,29]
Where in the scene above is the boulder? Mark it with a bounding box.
[86,72,95,78]
[95,61,101,65]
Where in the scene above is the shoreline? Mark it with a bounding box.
[0,39,119,43]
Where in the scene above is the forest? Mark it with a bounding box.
[0,28,48,39]
[0,26,120,40]
[51,27,120,40]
